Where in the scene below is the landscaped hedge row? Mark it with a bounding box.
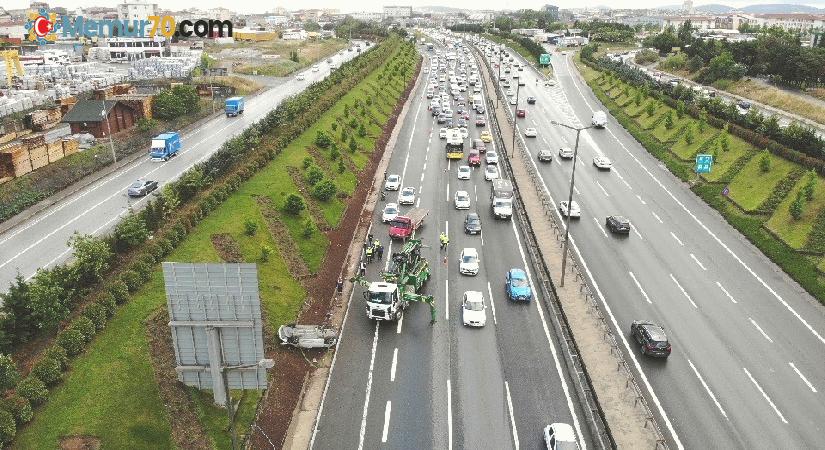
[0,35,417,445]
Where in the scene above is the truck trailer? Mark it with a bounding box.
[225,96,244,117]
[149,132,181,162]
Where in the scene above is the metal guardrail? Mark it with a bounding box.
[469,39,668,450]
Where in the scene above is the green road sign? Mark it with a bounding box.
[539,53,551,65]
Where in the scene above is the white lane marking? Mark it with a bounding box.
[487,281,498,326]
[446,182,450,202]
[416,198,421,208]
[391,348,398,382]
[509,219,586,449]
[716,282,738,304]
[595,180,610,197]
[748,318,774,343]
[381,401,392,443]
[629,271,652,304]
[635,194,647,205]
[396,310,404,334]
[688,359,728,419]
[651,211,663,223]
[502,51,686,447]
[632,224,643,240]
[445,279,450,321]
[613,168,632,189]
[690,253,707,271]
[670,273,698,308]
[447,378,453,450]
[593,217,608,238]
[573,186,581,195]
[743,367,788,424]
[670,231,684,246]
[357,322,380,450]
[788,362,817,393]
[504,381,520,450]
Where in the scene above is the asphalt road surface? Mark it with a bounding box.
[311,43,592,450]
[483,39,825,449]
[0,43,365,291]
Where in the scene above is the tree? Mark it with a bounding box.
[803,170,817,201]
[283,193,306,215]
[349,136,358,153]
[113,211,148,253]
[315,130,333,148]
[303,218,314,238]
[759,115,781,140]
[243,218,258,236]
[358,122,367,137]
[0,409,14,444]
[642,28,681,55]
[719,132,730,152]
[645,101,656,116]
[698,51,745,83]
[687,54,704,72]
[260,245,273,262]
[790,190,805,220]
[676,101,686,119]
[304,21,321,32]
[759,150,771,173]
[68,233,112,286]
[0,275,35,348]
[312,179,337,201]
[305,165,324,186]
[28,268,72,332]
[15,377,47,406]
[0,355,19,391]
[664,111,674,129]
[684,125,694,145]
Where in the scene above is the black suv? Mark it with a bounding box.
[464,213,482,235]
[630,321,671,358]
[606,215,631,234]
[526,96,536,105]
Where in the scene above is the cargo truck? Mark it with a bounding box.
[491,179,513,219]
[149,132,181,161]
[225,96,244,117]
[388,208,428,240]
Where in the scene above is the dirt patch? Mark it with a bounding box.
[211,233,244,263]
[286,166,332,232]
[304,146,334,174]
[247,54,423,450]
[255,196,313,281]
[145,308,212,450]
[59,436,101,450]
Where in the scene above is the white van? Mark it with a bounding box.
[591,111,607,128]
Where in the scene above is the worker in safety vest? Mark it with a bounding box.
[439,232,449,250]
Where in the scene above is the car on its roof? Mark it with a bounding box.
[505,268,532,302]
[559,200,581,218]
[630,320,672,358]
[464,212,482,234]
[593,156,612,170]
[127,179,158,197]
[606,215,631,234]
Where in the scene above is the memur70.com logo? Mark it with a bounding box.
[25,7,233,44]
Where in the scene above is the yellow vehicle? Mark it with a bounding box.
[445,128,464,159]
[480,130,493,143]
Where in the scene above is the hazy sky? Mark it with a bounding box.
[5,0,825,14]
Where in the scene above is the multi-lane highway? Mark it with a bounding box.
[312,41,592,449]
[480,37,825,449]
[0,44,364,291]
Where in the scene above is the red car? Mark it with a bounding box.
[516,109,526,118]
[475,118,486,127]
[468,150,481,166]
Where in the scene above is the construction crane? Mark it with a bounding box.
[1,50,24,87]
[351,238,436,324]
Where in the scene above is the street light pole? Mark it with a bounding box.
[102,100,117,163]
[551,120,593,287]
[510,81,520,157]
[495,54,501,109]
[220,358,275,450]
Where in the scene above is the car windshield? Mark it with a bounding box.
[462,255,477,263]
[402,188,414,195]
[488,152,497,157]
[389,219,410,229]
[510,274,528,287]
[384,206,397,214]
[467,217,479,225]
[368,290,393,305]
[487,167,496,173]
[460,167,470,173]
[457,194,468,201]
[130,181,143,188]
[388,175,399,182]
[465,300,484,311]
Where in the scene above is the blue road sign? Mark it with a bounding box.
[695,154,713,174]
[539,53,551,65]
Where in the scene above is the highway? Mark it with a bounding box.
[312,42,592,449]
[0,44,364,291]
[480,37,825,449]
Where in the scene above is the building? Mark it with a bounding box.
[91,36,165,61]
[512,28,544,36]
[661,15,715,31]
[714,14,753,30]
[281,29,307,40]
[265,15,289,27]
[117,0,157,22]
[0,21,26,40]
[350,12,383,22]
[682,0,694,15]
[207,7,232,21]
[383,6,412,19]
[61,100,142,138]
[751,14,825,32]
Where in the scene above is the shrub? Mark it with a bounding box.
[645,101,656,117]
[131,260,152,281]
[121,270,143,292]
[1,395,32,425]
[687,55,704,73]
[136,117,158,132]
[719,132,730,152]
[16,377,47,406]
[97,296,117,319]
[329,144,340,160]
[790,191,805,220]
[283,193,306,215]
[305,165,324,186]
[260,245,273,262]
[331,122,337,131]
[358,122,367,137]
[82,303,108,331]
[312,179,337,201]
[349,136,358,153]
[664,111,674,130]
[338,160,346,173]
[684,125,694,145]
[315,130,333,148]
[108,279,130,304]
[303,218,314,238]
[43,345,68,371]
[340,128,348,142]
[68,233,112,286]
[56,329,86,356]
[803,170,817,201]
[243,218,258,236]
[0,409,14,444]
[31,356,62,386]
[302,156,313,169]
[113,211,149,252]
[676,101,686,119]
[0,355,19,391]
[759,150,772,173]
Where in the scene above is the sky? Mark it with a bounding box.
[5,0,825,14]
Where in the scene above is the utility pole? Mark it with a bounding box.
[102,100,117,163]
[510,81,521,157]
[551,120,593,287]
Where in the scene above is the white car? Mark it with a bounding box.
[454,190,471,209]
[459,127,469,139]
[559,200,581,218]
[296,73,305,80]
[524,127,538,137]
[385,174,401,191]
[312,65,320,72]
[509,96,518,105]
[457,165,471,180]
[399,187,416,205]
[544,423,579,450]
[484,165,499,181]
[382,203,399,223]
[462,291,487,327]
[459,247,480,276]
[593,156,613,170]
[486,150,499,165]
[558,147,574,159]
[439,127,448,139]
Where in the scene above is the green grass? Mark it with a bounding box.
[624,99,648,117]
[189,387,261,449]
[701,135,755,183]
[765,175,825,249]
[651,115,693,143]
[728,154,798,212]
[636,109,664,129]
[671,130,716,160]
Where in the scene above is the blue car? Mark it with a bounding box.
[505,268,532,302]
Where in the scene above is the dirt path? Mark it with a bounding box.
[286,166,332,232]
[210,233,243,263]
[256,196,313,281]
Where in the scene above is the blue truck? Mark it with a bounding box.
[149,132,181,161]
[225,96,244,117]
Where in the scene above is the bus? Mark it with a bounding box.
[446,128,464,159]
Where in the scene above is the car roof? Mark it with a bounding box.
[509,268,526,278]
[466,212,479,220]
[456,190,469,196]
[464,290,483,302]
[548,423,576,442]
[610,215,628,222]
[641,323,667,341]
[462,247,478,256]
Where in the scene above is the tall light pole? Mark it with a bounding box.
[102,100,117,163]
[510,81,521,157]
[551,120,593,287]
[495,53,502,109]
[221,358,275,450]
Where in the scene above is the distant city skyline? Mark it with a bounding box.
[3,0,824,14]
